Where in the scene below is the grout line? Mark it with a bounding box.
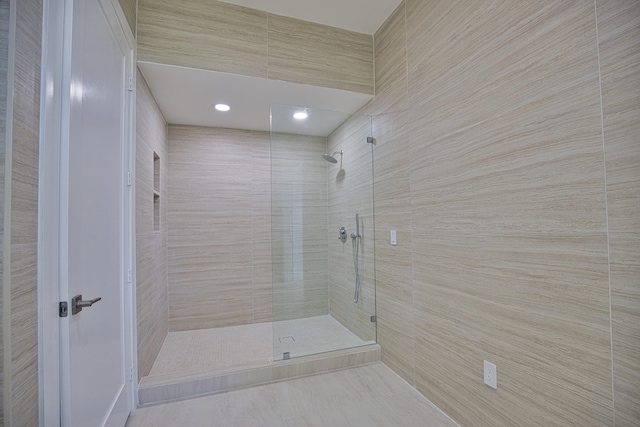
[593,1,616,425]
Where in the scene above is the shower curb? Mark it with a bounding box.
[137,344,381,407]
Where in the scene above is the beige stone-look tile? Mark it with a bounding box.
[138,318,379,405]
[371,1,407,115]
[609,232,640,426]
[0,1,6,418]
[597,2,640,425]
[168,126,268,330]
[3,1,42,424]
[268,14,374,94]
[117,0,136,35]
[598,0,640,234]
[130,363,455,427]
[136,69,169,378]
[371,111,416,384]
[137,0,268,77]
[327,114,376,342]
[412,230,612,426]
[271,133,329,320]
[398,6,614,423]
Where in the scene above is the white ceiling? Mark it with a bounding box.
[138,62,371,136]
[219,0,403,35]
[141,1,401,136]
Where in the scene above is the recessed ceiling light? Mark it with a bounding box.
[215,103,230,112]
[293,110,308,120]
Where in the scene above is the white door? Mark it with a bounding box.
[58,0,134,425]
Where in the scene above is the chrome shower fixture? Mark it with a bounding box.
[322,150,343,164]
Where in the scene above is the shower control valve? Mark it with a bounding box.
[339,227,348,243]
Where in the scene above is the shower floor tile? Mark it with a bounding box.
[144,315,374,383]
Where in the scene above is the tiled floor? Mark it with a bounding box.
[144,315,374,384]
[127,363,460,427]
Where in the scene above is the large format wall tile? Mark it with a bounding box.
[405,1,612,424]
[370,2,407,115]
[268,14,374,94]
[0,2,8,420]
[136,69,169,379]
[117,0,136,36]
[137,0,374,94]
[251,131,273,323]
[138,0,269,78]
[371,111,415,386]
[327,114,376,342]
[598,0,640,424]
[168,126,255,331]
[363,0,634,425]
[271,133,329,321]
[1,0,42,424]
[608,232,640,426]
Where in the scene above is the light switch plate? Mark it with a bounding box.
[390,230,397,245]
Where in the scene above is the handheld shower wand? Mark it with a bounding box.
[351,213,361,303]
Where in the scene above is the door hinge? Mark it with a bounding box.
[127,171,132,186]
[128,77,133,92]
[129,366,134,381]
[128,268,132,283]
[59,301,68,317]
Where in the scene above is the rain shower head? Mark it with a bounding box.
[322,150,343,163]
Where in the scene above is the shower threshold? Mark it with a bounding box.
[138,315,379,406]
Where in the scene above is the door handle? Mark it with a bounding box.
[71,294,102,315]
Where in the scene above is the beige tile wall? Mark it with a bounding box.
[136,69,169,380]
[0,1,8,421]
[597,0,640,425]
[0,0,42,424]
[137,0,373,94]
[267,14,374,94]
[117,0,136,36]
[326,115,376,342]
[271,133,329,321]
[167,126,272,331]
[364,0,639,425]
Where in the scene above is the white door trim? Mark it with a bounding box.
[37,0,137,425]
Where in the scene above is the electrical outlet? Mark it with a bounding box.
[484,360,497,389]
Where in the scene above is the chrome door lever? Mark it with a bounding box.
[71,294,102,315]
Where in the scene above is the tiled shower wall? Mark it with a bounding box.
[326,116,376,343]
[271,133,329,321]
[166,126,273,331]
[167,123,379,333]
[135,70,169,380]
[366,1,639,425]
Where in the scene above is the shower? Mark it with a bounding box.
[271,103,375,364]
[322,150,343,163]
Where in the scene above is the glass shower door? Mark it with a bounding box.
[270,104,376,361]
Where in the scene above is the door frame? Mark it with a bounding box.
[37,0,137,424]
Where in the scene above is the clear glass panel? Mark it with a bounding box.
[271,104,376,361]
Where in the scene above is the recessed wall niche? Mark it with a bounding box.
[153,151,160,231]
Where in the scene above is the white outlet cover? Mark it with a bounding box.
[484,360,497,389]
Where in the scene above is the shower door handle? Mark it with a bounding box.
[71,294,102,315]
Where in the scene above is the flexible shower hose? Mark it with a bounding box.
[352,233,360,303]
